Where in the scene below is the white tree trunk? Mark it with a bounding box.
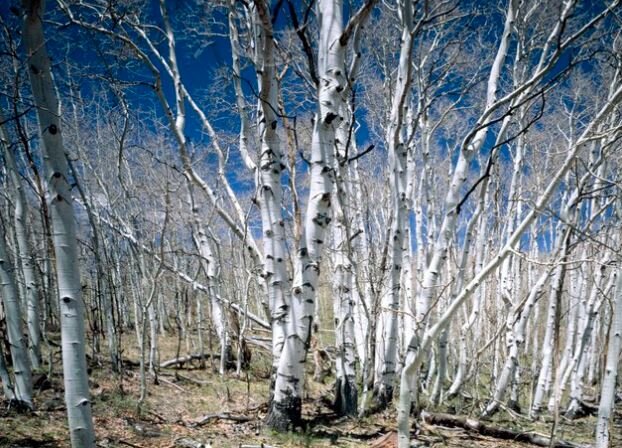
[267,0,376,428]
[566,264,616,417]
[267,0,345,428]
[0,117,41,369]
[373,0,414,408]
[0,229,33,408]
[251,1,292,373]
[595,261,622,448]
[397,78,622,447]
[0,346,15,401]
[530,228,570,418]
[483,266,551,416]
[23,1,96,444]
[187,182,229,373]
[331,182,358,415]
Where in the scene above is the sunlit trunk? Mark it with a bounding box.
[23,1,96,444]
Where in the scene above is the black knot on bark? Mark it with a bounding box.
[271,120,277,130]
[48,124,58,135]
[324,112,338,125]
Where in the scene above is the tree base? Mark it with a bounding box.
[507,399,521,414]
[333,377,358,416]
[565,399,597,419]
[369,383,393,413]
[7,398,33,413]
[265,395,302,432]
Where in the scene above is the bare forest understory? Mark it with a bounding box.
[1,334,620,448]
[2,0,622,448]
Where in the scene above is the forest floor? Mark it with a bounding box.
[0,333,620,448]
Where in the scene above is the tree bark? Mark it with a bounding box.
[0,226,33,408]
[22,0,96,444]
[595,259,622,448]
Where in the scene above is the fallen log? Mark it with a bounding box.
[421,411,591,448]
[117,440,147,448]
[239,445,276,448]
[174,437,211,448]
[190,412,253,427]
[174,372,210,386]
[160,354,217,369]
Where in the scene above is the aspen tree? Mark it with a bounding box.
[595,251,622,448]
[373,0,416,408]
[22,0,96,445]
[0,113,41,369]
[267,0,376,429]
[0,222,32,408]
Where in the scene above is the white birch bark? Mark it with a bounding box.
[267,0,376,428]
[0,226,33,408]
[187,182,229,374]
[530,225,571,418]
[547,261,581,412]
[248,1,291,371]
[330,12,369,416]
[0,116,41,369]
[408,0,515,411]
[267,0,345,428]
[0,345,15,401]
[350,157,375,415]
[595,260,622,448]
[397,78,622,448]
[566,264,615,417]
[447,180,489,398]
[373,0,415,408]
[483,265,551,416]
[22,1,96,444]
[331,172,358,415]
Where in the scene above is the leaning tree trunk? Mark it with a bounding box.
[22,1,96,445]
[0,115,41,369]
[530,227,570,418]
[566,264,614,417]
[0,227,33,408]
[187,181,230,373]
[483,267,551,417]
[397,77,622,448]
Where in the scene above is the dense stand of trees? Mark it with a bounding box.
[1,1,622,447]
